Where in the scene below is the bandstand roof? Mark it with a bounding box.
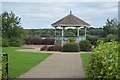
[51,11,90,27]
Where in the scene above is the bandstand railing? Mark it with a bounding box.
[54,36,86,42]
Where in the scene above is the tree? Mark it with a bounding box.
[1,11,27,47]
[102,19,118,37]
[118,23,120,42]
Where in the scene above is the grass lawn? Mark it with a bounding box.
[80,53,90,77]
[2,47,52,78]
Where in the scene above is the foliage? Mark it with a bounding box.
[87,27,103,36]
[1,53,8,80]
[106,34,118,42]
[40,45,47,51]
[26,27,103,38]
[25,37,43,45]
[42,38,55,45]
[2,47,52,78]
[9,37,21,47]
[0,56,1,79]
[64,31,76,37]
[87,40,119,79]
[1,11,27,47]
[79,40,92,52]
[118,23,120,43]
[86,35,99,45]
[48,46,61,51]
[62,43,80,52]
[25,37,55,45]
[68,37,76,43]
[2,37,9,47]
[102,19,118,37]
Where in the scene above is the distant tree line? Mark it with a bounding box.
[1,11,120,47]
[26,27,103,38]
[25,18,120,45]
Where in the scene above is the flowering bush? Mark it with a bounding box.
[87,40,119,79]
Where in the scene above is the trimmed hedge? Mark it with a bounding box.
[79,40,92,52]
[87,40,119,78]
[62,43,80,52]
[25,37,55,45]
[42,38,55,45]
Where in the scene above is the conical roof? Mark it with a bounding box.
[51,11,90,27]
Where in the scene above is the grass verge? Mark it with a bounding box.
[80,53,90,77]
[2,47,52,78]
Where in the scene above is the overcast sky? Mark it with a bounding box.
[2,2,118,29]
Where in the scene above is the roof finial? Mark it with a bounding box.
[70,11,72,14]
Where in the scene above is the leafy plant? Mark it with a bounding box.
[62,43,80,52]
[2,37,9,47]
[40,45,47,51]
[1,11,27,47]
[68,38,76,43]
[42,38,55,45]
[87,40,119,79]
[86,35,99,45]
[48,46,61,51]
[106,34,118,42]
[79,40,92,52]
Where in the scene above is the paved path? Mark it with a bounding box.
[19,53,84,78]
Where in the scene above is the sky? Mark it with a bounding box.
[2,2,118,29]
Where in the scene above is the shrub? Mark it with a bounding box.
[25,37,32,45]
[106,34,118,42]
[68,38,76,43]
[25,37,55,45]
[42,38,55,45]
[48,46,61,51]
[79,40,92,52]
[40,45,47,51]
[2,37,9,47]
[87,40,119,79]
[26,37,42,45]
[62,43,80,52]
[86,35,99,45]
[9,37,21,47]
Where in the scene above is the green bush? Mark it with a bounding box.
[86,35,99,45]
[1,54,8,79]
[79,40,92,52]
[106,34,118,42]
[87,40,119,79]
[62,43,80,52]
[9,37,21,47]
[68,38,76,43]
[2,37,9,47]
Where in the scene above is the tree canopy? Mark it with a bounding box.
[1,11,27,47]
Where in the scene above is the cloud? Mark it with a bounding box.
[2,2,118,28]
[2,0,119,2]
